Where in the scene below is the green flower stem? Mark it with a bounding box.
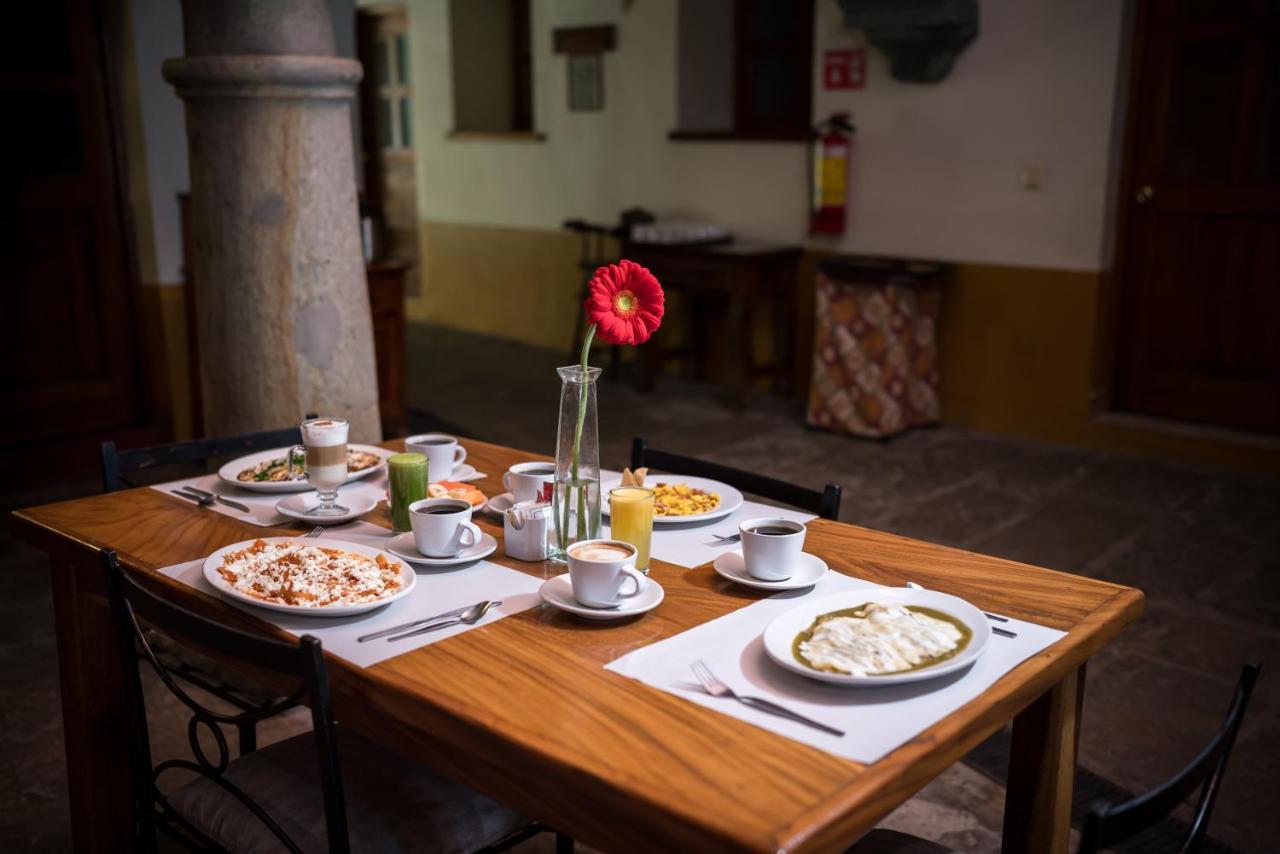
[560,324,596,549]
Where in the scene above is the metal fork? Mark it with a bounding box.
[711,532,741,544]
[691,660,844,737]
[304,526,325,538]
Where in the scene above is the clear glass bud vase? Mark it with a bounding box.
[551,365,601,562]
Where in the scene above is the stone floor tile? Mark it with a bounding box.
[1209,713,1279,854]
[1079,656,1250,799]
[969,492,1149,574]
[1197,551,1280,633]
[875,482,1031,549]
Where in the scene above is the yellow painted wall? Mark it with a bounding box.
[411,221,592,351]
[937,266,1280,473]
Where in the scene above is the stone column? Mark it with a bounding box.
[164,0,381,441]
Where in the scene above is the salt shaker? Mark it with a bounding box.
[503,500,552,561]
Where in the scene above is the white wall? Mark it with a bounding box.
[410,0,1126,272]
[812,0,1125,270]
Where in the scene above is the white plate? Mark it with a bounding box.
[275,491,378,525]
[600,473,744,525]
[763,588,992,687]
[713,550,828,590]
[202,537,414,617]
[538,573,664,620]
[218,445,392,494]
[386,531,498,567]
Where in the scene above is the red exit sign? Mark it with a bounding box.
[823,49,866,90]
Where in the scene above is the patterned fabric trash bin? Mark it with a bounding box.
[806,259,950,439]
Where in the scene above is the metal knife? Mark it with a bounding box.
[356,604,475,643]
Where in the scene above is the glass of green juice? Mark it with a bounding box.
[388,452,428,532]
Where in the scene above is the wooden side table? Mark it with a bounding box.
[624,241,802,405]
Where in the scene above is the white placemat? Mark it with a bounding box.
[605,571,1066,763]
[151,468,488,528]
[151,473,390,528]
[159,522,543,668]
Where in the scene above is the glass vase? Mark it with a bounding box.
[550,365,601,563]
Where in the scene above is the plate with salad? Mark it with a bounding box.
[217,445,391,493]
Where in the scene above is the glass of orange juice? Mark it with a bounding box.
[609,486,654,572]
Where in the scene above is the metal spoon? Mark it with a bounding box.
[385,600,499,642]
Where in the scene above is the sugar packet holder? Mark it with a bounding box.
[504,499,552,561]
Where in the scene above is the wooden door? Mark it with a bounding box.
[1112,0,1280,433]
[0,0,146,446]
[357,6,419,293]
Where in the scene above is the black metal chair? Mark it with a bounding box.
[849,662,1263,854]
[630,437,843,520]
[102,549,542,853]
[100,420,318,755]
[1078,661,1261,854]
[100,418,315,492]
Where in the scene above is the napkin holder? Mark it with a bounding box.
[503,499,552,561]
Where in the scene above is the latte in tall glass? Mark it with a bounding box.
[289,417,350,515]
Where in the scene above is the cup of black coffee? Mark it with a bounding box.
[738,517,806,581]
[408,497,481,557]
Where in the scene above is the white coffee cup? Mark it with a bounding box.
[405,433,467,480]
[408,497,483,558]
[739,517,807,581]
[566,539,646,609]
[503,461,556,503]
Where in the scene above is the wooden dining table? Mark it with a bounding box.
[11,437,1144,853]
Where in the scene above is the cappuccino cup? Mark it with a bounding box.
[739,517,807,581]
[405,433,467,480]
[503,461,556,503]
[408,498,482,558]
[566,539,645,609]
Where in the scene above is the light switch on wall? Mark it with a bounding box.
[1021,160,1044,190]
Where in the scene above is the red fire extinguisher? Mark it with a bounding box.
[809,113,855,236]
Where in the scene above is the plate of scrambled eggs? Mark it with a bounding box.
[601,472,743,524]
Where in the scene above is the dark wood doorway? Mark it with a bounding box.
[0,0,152,466]
[1110,0,1280,434]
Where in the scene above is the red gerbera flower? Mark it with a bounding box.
[584,259,664,346]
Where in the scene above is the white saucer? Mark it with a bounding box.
[481,492,516,515]
[538,573,664,620]
[386,531,498,567]
[712,550,828,590]
[275,491,379,525]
